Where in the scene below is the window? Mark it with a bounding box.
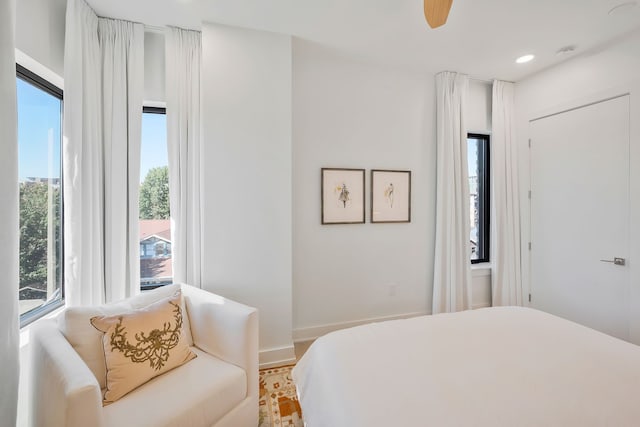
[468,133,490,263]
[139,107,171,289]
[17,65,64,326]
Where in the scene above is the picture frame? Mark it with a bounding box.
[371,169,411,223]
[321,168,365,224]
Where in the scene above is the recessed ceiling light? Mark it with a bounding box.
[608,1,637,15]
[516,54,535,64]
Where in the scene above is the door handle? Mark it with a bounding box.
[600,257,626,266]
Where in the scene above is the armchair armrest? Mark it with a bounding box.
[181,285,259,400]
[30,320,104,427]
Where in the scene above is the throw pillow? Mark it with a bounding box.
[90,290,196,404]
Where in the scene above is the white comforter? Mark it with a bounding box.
[292,307,640,427]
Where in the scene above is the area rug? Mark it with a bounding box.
[258,365,304,427]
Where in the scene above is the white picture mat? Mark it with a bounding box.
[371,170,410,222]
[322,169,364,223]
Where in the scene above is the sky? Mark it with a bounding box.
[140,112,168,182]
[17,77,167,184]
[17,78,61,181]
[468,138,478,178]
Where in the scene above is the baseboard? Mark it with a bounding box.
[472,302,491,309]
[259,345,296,369]
[293,311,427,343]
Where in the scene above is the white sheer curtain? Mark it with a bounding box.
[165,27,203,287]
[99,19,144,302]
[0,0,20,422]
[63,0,102,306]
[64,0,144,306]
[432,71,472,314]
[491,80,523,306]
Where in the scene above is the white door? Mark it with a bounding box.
[530,95,630,340]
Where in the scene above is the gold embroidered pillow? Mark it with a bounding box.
[90,290,196,404]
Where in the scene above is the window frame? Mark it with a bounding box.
[140,106,170,292]
[468,133,490,265]
[143,106,166,115]
[17,64,65,328]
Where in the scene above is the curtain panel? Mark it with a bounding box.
[432,71,472,314]
[64,0,144,306]
[0,0,20,422]
[99,19,144,302]
[165,27,203,287]
[491,80,523,306]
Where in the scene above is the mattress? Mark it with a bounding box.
[292,307,640,427]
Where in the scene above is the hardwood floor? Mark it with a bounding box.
[294,340,314,361]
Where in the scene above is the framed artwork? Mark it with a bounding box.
[371,169,411,223]
[321,168,365,224]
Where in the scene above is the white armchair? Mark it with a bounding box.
[29,284,258,427]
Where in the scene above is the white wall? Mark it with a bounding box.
[292,41,492,340]
[16,0,66,78]
[468,80,492,134]
[292,40,433,336]
[200,22,295,367]
[515,29,640,343]
[144,31,165,103]
[16,0,166,103]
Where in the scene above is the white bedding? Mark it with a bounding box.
[292,307,640,427]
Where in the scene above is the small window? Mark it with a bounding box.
[140,107,171,289]
[468,133,490,263]
[17,65,64,326]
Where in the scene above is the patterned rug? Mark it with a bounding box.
[259,365,304,427]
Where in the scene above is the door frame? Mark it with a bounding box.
[520,82,640,343]
[527,94,630,339]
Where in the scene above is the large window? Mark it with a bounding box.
[468,133,490,263]
[139,107,171,289]
[17,65,63,325]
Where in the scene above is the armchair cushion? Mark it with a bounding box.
[90,290,197,404]
[102,347,247,427]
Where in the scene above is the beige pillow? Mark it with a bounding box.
[90,290,196,404]
[59,284,194,391]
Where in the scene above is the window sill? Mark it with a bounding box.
[19,303,65,349]
[20,298,65,329]
[471,263,491,277]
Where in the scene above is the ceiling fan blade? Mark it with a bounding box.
[424,0,453,29]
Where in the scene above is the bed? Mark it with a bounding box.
[291,307,640,427]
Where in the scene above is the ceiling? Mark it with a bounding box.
[87,0,640,81]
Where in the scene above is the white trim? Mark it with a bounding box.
[15,49,64,90]
[472,302,492,310]
[528,84,632,124]
[530,93,630,123]
[293,311,427,343]
[143,100,167,109]
[259,345,296,369]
